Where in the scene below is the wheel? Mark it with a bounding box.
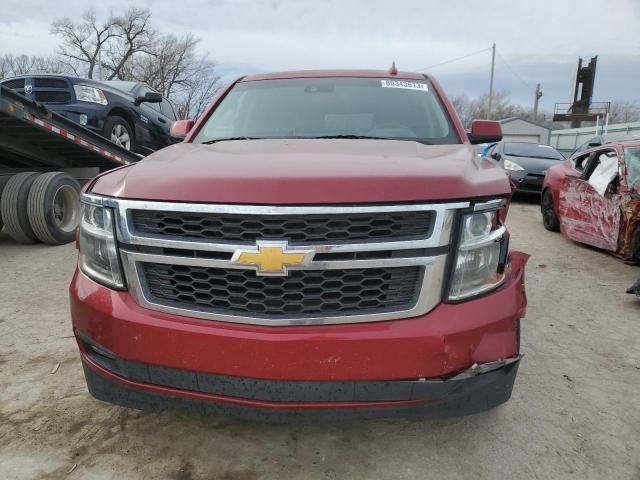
[0,175,12,232]
[541,189,560,232]
[27,172,81,245]
[103,116,134,151]
[0,172,41,243]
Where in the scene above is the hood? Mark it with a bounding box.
[91,139,512,204]
[504,155,564,175]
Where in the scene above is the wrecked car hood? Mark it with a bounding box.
[91,139,512,204]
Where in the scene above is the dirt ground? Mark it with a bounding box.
[1,199,639,480]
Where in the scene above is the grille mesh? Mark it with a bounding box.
[141,263,422,318]
[131,210,434,244]
[34,91,71,103]
[2,79,25,89]
[34,78,68,88]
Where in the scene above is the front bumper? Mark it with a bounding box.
[81,350,521,421]
[46,103,107,133]
[508,171,545,194]
[70,252,528,419]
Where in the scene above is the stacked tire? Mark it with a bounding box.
[0,172,81,245]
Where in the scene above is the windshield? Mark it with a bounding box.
[624,147,640,189]
[102,80,137,92]
[504,142,564,160]
[193,77,459,144]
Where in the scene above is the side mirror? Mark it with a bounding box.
[134,91,163,106]
[491,152,501,161]
[468,120,502,145]
[170,119,194,139]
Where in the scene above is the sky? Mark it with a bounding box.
[1,0,639,114]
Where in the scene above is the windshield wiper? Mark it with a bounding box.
[201,137,262,144]
[306,135,433,144]
[308,134,388,140]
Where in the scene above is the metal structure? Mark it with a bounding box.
[553,56,607,127]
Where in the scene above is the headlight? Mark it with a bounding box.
[503,159,525,171]
[78,202,124,289]
[448,206,508,301]
[73,85,108,105]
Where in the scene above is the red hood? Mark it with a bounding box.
[91,139,511,204]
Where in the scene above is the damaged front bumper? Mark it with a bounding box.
[70,252,528,420]
[80,337,522,421]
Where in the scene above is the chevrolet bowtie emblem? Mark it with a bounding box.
[231,241,315,276]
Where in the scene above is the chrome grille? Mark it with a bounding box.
[83,195,470,326]
[142,263,422,318]
[131,209,435,244]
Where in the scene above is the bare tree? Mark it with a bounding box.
[36,8,219,119]
[52,8,155,80]
[609,100,640,123]
[104,8,155,80]
[450,93,473,127]
[0,54,71,78]
[175,59,221,119]
[132,33,220,118]
[451,90,529,128]
[52,10,120,79]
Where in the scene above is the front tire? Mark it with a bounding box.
[104,116,134,151]
[27,172,81,245]
[541,189,560,232]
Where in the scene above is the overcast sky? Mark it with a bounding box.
[1,0,638,113]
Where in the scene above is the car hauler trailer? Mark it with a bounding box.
[0,83,141,245]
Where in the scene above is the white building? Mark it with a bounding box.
[550,121,640,156]
[498,117,551,144]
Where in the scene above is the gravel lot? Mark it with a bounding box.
[1,199,639,480]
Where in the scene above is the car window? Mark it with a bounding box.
[585,150,619,196]
[623,147,640,190]
[138,86,161,113]
[161,98,176,120]
[194,77,460,145]
[486,144,499,159]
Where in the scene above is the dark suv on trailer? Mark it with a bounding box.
[0,74,177,155]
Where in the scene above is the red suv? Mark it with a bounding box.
[70,69,528,420]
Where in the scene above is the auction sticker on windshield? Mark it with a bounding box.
[381,79,429,91]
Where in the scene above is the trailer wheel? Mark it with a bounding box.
[1,172,41,243]
[0,175,12,233]
[27,172,81,245]
[104,116,134,151]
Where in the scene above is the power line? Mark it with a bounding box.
[495,51,534,91]
[420,47,492,71]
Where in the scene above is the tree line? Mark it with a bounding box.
[0,8,219,119]
[1,9,639,126]
[450,91,640,129]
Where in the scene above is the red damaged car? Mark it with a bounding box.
[70,69,528,420]
[541,140,640,262]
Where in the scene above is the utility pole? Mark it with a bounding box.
[488,43,496,119]
[533,83,542,120]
